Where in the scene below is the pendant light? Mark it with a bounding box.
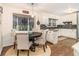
[31,3,34,17]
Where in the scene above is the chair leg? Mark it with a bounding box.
[43,45,45,52]
[17,50,19,56]
[27,50,29,56]
[45,42,47,48]
[14,42,15,49]
[14,36,16,49]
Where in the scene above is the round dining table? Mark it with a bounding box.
[29,32,42,52]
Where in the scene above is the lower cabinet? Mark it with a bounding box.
[58,29,76,39]
[47,29,76,44]
[47,30,59,44]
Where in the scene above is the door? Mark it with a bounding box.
[0,14,2,55]
[77,12,79,41]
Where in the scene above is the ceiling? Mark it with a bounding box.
[27,3,79,16]
[2,3,79,16]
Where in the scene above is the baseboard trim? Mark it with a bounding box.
[1,42,14,56]
[3,42,14,47]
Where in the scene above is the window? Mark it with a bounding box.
[48,18,57,27]
[13,14,34,31]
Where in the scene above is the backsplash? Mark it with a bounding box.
[40,24,77,29]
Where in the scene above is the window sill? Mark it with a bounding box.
[15,31,32,33]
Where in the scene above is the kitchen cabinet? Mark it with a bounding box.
[58,29,76,39]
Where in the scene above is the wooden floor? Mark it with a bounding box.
[1,37,76,56]
[48,38,76,56]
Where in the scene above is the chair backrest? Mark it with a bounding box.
[42,30,48,39]
[39,29,48,44]
[47,30,53,40]
[16,33,30,50]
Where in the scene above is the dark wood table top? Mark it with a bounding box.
[29,32,42,38]
[15,32,42,39]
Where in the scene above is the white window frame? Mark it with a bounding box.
[13,14,34,32]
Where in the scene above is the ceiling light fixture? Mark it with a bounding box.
[64,8,78,13]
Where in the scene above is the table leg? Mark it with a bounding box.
[32,39,36,52]
[30,38,36,52]
[14,35,16,49]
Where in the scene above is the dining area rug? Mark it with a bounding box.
[4,46,51,56]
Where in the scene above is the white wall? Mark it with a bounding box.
[1,5,32,47]
[38,12,60,25]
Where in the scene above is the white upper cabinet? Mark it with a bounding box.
[61,13,77,24]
